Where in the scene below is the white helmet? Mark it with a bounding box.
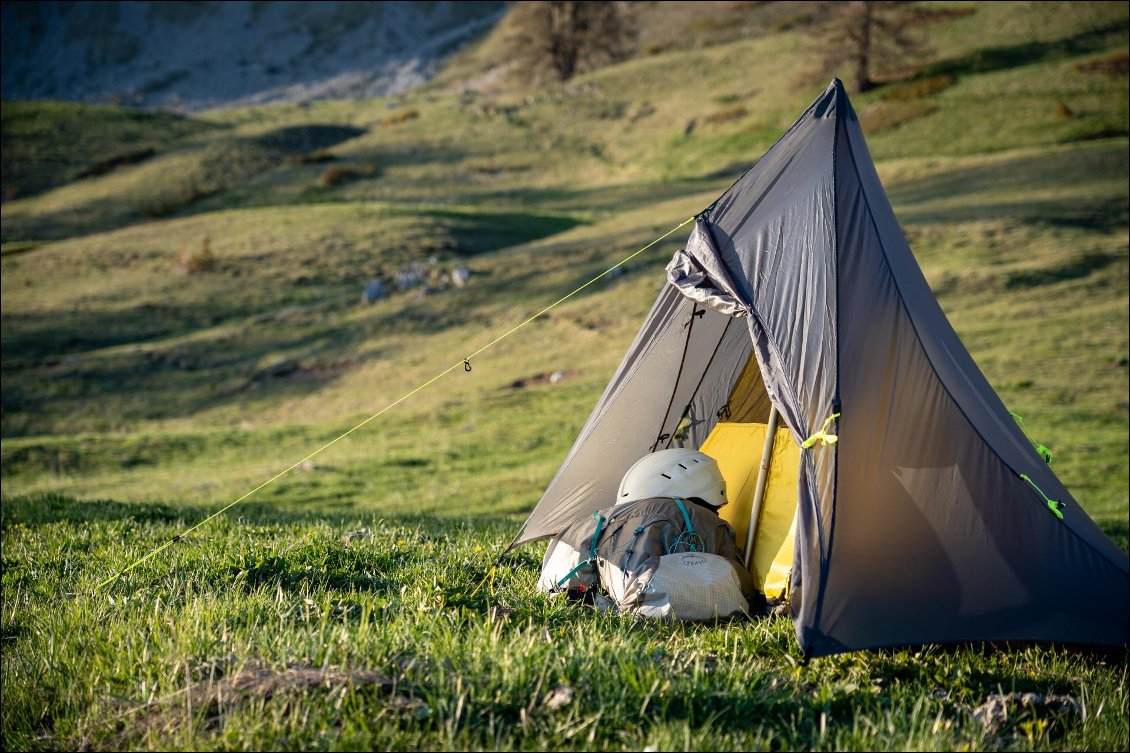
[616,449,727,510]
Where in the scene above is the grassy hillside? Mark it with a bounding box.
[1,2,1127,751]
[0,101,215,201]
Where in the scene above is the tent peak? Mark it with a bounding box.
[813,78,855,121]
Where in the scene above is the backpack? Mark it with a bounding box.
[538,496,754,621]
[595,498,750,621]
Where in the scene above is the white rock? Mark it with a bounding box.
[362,279,386,304]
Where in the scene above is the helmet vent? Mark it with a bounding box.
[677,463,687,469]
[660,473,672,479]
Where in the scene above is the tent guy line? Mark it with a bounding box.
[94,215,697,591]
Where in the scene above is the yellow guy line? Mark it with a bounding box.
[96,216,696,590]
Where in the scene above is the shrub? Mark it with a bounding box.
[704,106,749,125]
[772,11,814,32]
[316,164,377,188]
[1073,52,1129,77]
[290,150,336,165]
[178,236,216,274]
[880,74,955,101]
[380,110,420,128]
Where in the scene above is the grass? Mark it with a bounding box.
[2,495,1127,751]
[0,101,214,201]
[1,1,1127,750]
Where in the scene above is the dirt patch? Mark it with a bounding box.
[117,662,421,741]
[971,691,1079,742]
[507,370,577,389]
[223,663,396,697]
[1074,52,1129,77]
[252,358,356,383]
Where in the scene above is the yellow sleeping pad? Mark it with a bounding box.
[700,421,800,600]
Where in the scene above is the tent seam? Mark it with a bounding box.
[809,94,844,654]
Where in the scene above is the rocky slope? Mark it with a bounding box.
[1,0,504,112]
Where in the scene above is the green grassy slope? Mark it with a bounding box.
[1,1,1127,750]
[0,101,215,201]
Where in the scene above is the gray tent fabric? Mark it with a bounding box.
[666,222,750,317]
[515,79,1129,657]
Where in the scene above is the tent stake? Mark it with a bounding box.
[744,405,779,571]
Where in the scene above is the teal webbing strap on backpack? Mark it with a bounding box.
[590,512,606,559]
[672,497,702,553]
[555,511,606,588]
[673,498,696,538]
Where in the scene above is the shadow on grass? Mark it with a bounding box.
[470,170,740,214]
[2,204,582,364]
[1,304,215,363]
[920,20,1129,80]
[0,124,369,242]
[896,196,1129,233]
[0,325,376,438]
[1,492,532,599]
[0,492,523,532]
[888,144,1130,230]
[425,208,582,255]
[215,544,413,594]
[1005,251,1123,289]
[1,207,589,433]
[0,493,204,528]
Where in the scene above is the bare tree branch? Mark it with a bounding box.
[505,1,636,83]
[812,1,929,93]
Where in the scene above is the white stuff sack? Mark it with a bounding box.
[537,536,585,593]
[599,551,749,622]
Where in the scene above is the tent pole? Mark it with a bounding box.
[743,405,779,571]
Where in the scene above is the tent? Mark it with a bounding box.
[512,79,1130,658]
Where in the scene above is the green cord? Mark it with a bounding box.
[1020,473,1065,520]
[1010,411,1053,464]
[801,412,841,449]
